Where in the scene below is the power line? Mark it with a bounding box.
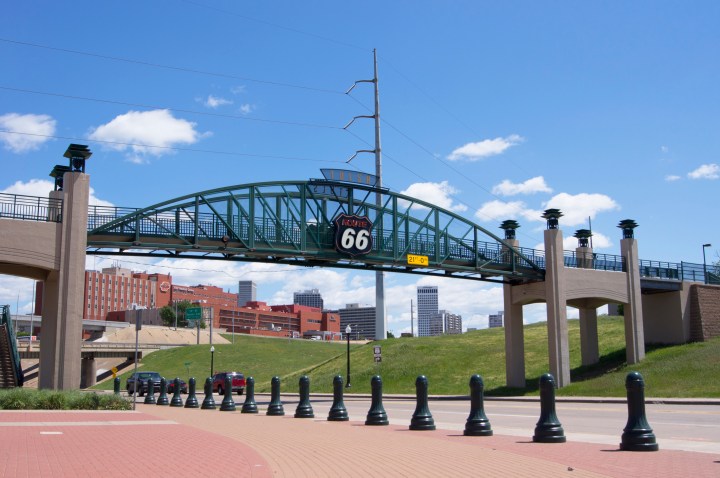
[0,85,342,130]
[0,130,346,164]
[0,37,345,95]
[178,0,369,52]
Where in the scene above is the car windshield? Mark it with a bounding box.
[138,373,160,379]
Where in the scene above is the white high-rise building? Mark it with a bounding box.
[293,288,324,310]
[417,286,438,337]
[238,281,257,306]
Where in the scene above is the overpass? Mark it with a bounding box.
[1,145,717,389]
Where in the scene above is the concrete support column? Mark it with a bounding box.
[80,356,97,388]
[38,171,89,390]
[503,283,525,388]
[621,237,645,364]
[544,229,571,387]
[578,307,599,366]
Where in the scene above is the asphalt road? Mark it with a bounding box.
[130,393,720,454]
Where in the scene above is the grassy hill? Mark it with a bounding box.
[93,316,720,397]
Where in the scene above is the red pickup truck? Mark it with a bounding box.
[211,371,246,395]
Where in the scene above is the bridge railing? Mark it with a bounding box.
[0,305,24,387]
[562,251,626,272]
[0,193,62,223]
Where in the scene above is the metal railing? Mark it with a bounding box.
[0,193,62,223]
[1,305,24,386]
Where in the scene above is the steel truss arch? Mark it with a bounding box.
[87,180,545,283]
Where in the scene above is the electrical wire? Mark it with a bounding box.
[0,85,342,130]
[0,37,345,95]
[0,130,347,164]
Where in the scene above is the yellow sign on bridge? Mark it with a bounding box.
[407,254,429,267]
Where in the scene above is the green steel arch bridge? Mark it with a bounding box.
[85,179,547,284]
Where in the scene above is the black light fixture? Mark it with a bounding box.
[617,219,639,239]
[703,243,712,284]
[542,209,563,230]
[210,345,215,378]
[64,144,92,172]
[499,220,520,240]
[574,229,593,248]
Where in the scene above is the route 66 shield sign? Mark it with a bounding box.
[334,214,373,256]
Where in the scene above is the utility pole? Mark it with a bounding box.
[346,49,386,341]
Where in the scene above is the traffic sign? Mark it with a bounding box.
[374,356,382,363]
[186,307,202,320]
[407,254,429,266]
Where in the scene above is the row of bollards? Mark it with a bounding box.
[118,371,658,451]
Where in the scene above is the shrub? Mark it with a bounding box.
[0,389,132,410]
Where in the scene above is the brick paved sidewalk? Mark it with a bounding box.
[2,406,718,477]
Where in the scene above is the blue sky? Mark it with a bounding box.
[1,1,718,333]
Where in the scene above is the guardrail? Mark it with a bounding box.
[0,193,62,222]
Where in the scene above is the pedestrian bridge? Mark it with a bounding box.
[0,151,717,391]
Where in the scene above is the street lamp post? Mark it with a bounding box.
[703,243,712,284]
[210,345,215,378]
[345,324,352,388]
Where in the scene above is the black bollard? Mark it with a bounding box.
[170,378,184,407]
[533,373,566,443]
[464,374,493,436]
[156,377,169,406]
[266,376,285,416]
[327,375,349,421]
[294,375,315,418]
[143,378,156,405]
[365,375,389,425]
[620,372,659,451]
[185,377,199,408]
[201,377,216,410]
[113,377,120,395]
[220,375,236,411]
[409,375,436,430]
[241,376,258,414]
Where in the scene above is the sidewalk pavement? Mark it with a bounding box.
[1,401,718,478]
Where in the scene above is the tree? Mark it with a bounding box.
[160,301,195,328]
[386,331,395,339]
[159,306,176,327]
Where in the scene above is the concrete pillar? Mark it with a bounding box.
[579,307,599,366]
[80,356,97,388]
[621,237,645,364]
[544,229,571,387]
[503,286,525,388]
[502,237,525,388]
[38,171,89,390]
[576,246,594,269]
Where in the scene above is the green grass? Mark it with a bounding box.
[0,388,131,410]
[92,316,720,397]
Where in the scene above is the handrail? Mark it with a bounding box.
[1,305,24,386]
[0,192,62,223]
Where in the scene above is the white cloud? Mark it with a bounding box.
[239,104,255,114]
[543,192,619,226]
[201,95,233,109]
[399,181,467,212]
[492,176,552,196]
[447,134,523,161]
[474,200,539,223]
[231,85,247,95]
[687,163,719,180]
[660,145,669,153]
[665,175,681,182]
[0,113,56,153]
[88,110,204,161]
[2,179,114,207]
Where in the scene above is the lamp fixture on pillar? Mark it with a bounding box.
[210,345,215,378]
[573,229,593,248]
[64,144,92,173]
[617,219,639,239]
[49,164,71,191]
[542,209,563,230]
[702,243,712,285]
[499,220,521,240]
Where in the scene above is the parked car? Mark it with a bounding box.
[126,371,162,396]
[211,372,246,395]
[166,378,188,394]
